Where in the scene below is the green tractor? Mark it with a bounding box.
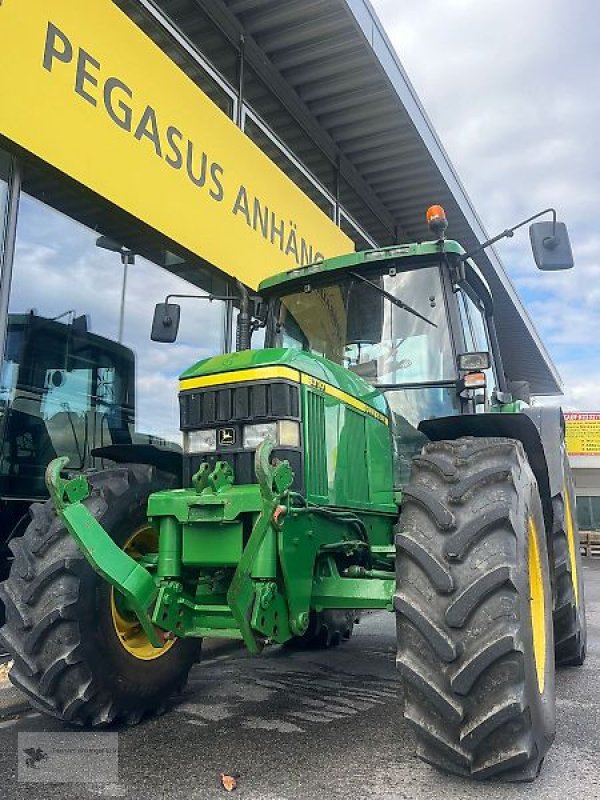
[0,207,586,780]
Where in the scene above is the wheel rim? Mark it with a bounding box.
[110,525,175,661]
[563,482,580,606]
[528,516,546,694]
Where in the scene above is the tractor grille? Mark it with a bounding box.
[180,381,299,428]
[179,379,303,490]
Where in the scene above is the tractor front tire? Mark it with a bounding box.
[551,450,587,666]
[395,437,555,781]
[0,465,201,727]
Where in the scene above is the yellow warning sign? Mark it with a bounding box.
[564,412,600,456]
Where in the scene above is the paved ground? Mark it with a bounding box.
[1,560,599,799]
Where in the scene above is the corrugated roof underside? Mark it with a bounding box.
[131,0,562,394]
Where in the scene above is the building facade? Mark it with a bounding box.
[0,0,563,454]
[565,412,600,532]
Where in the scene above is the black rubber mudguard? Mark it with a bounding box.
[91,444,182,482]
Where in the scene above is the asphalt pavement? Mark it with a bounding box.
[1,560,599,799]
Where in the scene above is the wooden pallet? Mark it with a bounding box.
[580,531,600,558]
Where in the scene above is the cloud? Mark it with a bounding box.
[372,0,600,409]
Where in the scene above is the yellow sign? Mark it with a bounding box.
[564,412,600,456]
[0,0,352,288]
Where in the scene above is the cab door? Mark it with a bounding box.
[456,288,497,410]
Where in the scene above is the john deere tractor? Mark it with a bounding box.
[0,208,585,780]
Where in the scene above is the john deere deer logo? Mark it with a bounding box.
[218,428,236,446]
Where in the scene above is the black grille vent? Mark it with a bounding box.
[180,380,299,429]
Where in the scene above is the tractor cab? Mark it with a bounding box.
[259,237,497,484]
[256,204,573,485]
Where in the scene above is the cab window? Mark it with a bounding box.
[457,290,497,401]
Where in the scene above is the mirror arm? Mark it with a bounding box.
[461,208,557,262]
[236,280,252,351]
[164,292,238,304]
[159,293,238,336]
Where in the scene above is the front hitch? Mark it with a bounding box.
[226,439,293,654]
[45,457,162,647]
[45,441,294,654]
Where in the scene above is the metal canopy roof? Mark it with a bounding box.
[137,0,561,395]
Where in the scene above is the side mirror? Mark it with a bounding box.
[529,221,574,270]
[151,302,180,343]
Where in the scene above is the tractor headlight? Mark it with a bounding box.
[278,420,300,448]
[243,422,277,449]
[184,429,217,453]
[243,420,300,450]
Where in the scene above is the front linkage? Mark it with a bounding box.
[45,440,294,655]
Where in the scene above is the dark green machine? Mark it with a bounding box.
[0,209,586,780]
[0,312,138,626]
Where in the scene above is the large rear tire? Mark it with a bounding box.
[395,437,555,781]
[0,464,201,727]
[551,448,586,665]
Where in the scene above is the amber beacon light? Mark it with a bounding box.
[426,204,448,239]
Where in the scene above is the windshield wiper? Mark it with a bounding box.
[348,272,437,328]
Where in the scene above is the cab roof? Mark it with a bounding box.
[259,240,463,292]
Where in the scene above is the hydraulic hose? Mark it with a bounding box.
[235,280,251,351]
[287,492,369,543]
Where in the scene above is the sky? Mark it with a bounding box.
[371,0,600,409]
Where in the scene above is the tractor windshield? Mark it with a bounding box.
[273,265,455,385]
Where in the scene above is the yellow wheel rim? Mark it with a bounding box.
[528,516,546,694]
[110,525,175,661]
[563,482,579,606]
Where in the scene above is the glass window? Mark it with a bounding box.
[458,290,497,400]
[576,496,591,530]
[457,292,475,351]
[386,386,460,430]
[274,266,454,384]
[590,497,600,530]
[576,495,600,531]
[0,150,12,292]
[5,190,225,467]
[465,294,489,352]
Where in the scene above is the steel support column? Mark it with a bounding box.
[0,157,21,364]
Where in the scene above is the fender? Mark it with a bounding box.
[419,406,566,534]
[91,444,182,482]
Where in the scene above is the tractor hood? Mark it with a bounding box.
[179,347,388,419]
